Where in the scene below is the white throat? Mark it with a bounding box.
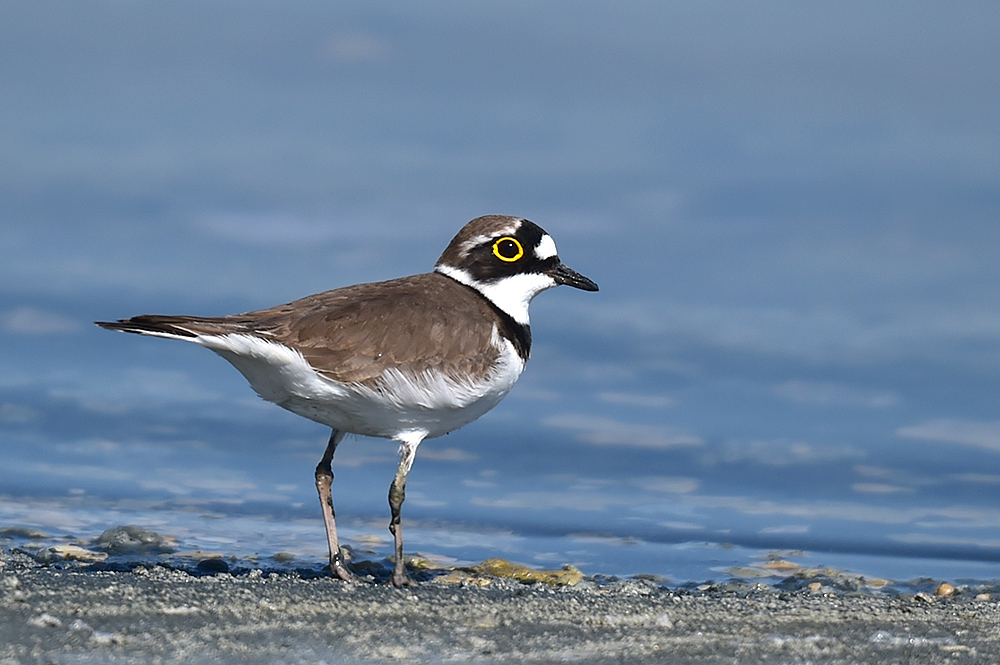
[435,265,556,326]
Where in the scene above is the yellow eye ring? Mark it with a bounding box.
[492,237,524,262]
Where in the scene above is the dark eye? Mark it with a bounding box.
[492,237,524,262]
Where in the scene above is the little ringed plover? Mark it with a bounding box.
[97,214,598,586]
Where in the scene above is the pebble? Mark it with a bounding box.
[934,582,956,597]
[94,525,177,555]
[28,613,63,628]
[196,558,230,574]
[36,544,109,564]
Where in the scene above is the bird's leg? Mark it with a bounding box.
[388,435,423,586]
[314,429,361,582]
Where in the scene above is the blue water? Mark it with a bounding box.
[2,299,999,585]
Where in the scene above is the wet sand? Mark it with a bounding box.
[2,548,999,664]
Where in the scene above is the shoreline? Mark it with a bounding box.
[3,548,1000,664]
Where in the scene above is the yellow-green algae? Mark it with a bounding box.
[420,557,584,586]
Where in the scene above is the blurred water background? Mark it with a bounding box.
[2,2,999,584]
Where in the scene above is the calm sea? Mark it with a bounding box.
[2,296,998,586]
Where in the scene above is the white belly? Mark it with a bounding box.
[198,331,525,441]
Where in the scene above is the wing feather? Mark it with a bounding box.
[98,273,504,386]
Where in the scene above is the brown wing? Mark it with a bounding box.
[97,273,503,386]
[236,272,501,385]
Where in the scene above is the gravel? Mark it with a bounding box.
[2,547,999,664]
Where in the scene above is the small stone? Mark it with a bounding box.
[94,525,176,555]
[807,582,823,591]
[975,593,991,601]
[861,577,892,588]
[91,630,123,646]
[196,557,230,574]
[28,613,63,628]
[933,582,955,597]
[39,544,108,563]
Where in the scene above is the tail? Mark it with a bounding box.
[95,315,229,340]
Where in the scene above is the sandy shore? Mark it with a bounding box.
[2,547,999,665]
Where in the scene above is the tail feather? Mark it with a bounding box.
[95,315,223,339]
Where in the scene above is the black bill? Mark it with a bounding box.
[550,262,599,291]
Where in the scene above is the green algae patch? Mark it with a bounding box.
[470,557,584,586]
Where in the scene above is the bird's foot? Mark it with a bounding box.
[332,563,368,584]
[328,551,368,584]
[390,566,415,587]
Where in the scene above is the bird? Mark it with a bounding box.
[96,214,598,586]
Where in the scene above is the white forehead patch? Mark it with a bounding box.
[534,234,558,260]
[459,221,521,256]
